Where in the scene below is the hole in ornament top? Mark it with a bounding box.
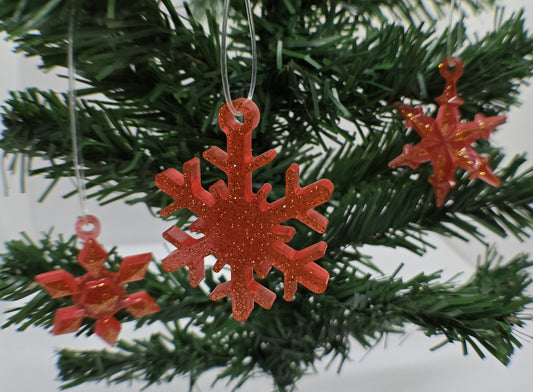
[439,57,463,79]
[75,215,101,241]
[446,62,456,73]
[234,113,244,124]
[82,223,95,233]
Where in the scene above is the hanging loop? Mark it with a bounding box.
[218,98,260,135]
[439,57,463,81]
[220,0,257,117]
[75,215,101,241]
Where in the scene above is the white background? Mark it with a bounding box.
[1,1,533,391]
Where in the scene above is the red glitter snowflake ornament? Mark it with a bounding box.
[389,57,506,206]
[35,215,160,345]
[156,98,334,321]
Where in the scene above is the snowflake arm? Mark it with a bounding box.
[428,148,458,207]
[454,113,506,144]
[389,142,433,170]
[397,105,434,138]
[203,145,277,180]
[271,241,329,301]
[209,265,277,322]
[156,158,215,219]
[161,226,214,286]
[453,146,500,186]
[268,163,333,233]
[35,269,79,298]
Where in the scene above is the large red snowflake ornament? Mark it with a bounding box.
[35,215,160,345]
[389,57,506,206]
[156,98,334,321]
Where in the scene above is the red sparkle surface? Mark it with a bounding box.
[156,98,334,321]
[35,216,160,345]
[389,57,506,206]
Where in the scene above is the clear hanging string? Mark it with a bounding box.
[220,0,257,117]
[1,151,8,197]
[68,3,90,220]
[446,0,463,59]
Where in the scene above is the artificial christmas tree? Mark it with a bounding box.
[1,0,533,391]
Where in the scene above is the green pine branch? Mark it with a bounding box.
[1,232,531,391]
[1,1,526,124]
[1,7,532,215]
[1,0,533,390]
[311,124,533,254]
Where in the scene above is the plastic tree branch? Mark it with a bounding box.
[1,0,533,391]
[1,233,531,390]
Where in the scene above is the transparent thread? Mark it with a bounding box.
[68,4,90,220]
[1,151,8,196]
[221,0,257,116]
[446,0,463,59]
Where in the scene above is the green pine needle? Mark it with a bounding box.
[1,0,533,390]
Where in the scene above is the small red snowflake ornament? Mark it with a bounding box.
[389,57,506,206]
[156,98,334,321]
[35,215,160,345]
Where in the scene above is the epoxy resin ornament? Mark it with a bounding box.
[156,98,334,321]
[389,57,506,206]
[35,216,160,345]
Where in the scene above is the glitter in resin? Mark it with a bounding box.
[389,57,506,206]
[35,215,160,345]
[155,98,334,321]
